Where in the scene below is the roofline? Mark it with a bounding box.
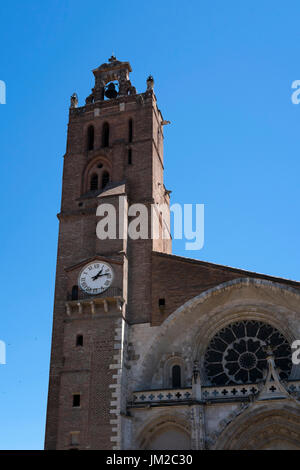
[152,251,300,287]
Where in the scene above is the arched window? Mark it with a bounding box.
[101,171,110,189]
[90,173,98,191]
[172,365,181,388]
[87,125,94,151]
[128,119,133,143]
[128,148,132,165]
[71,285,78,301]
[102,122,109,147]
[76,334,83,347]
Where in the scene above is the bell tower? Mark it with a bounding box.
[44,56,171,450]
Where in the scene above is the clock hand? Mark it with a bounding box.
[91,267,104,281]
[92,273,109,281]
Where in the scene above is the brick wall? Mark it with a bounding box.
[151,252,300,325]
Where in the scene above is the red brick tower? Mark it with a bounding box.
[44,56,171,449]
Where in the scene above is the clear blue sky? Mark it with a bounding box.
[0,0,300,449]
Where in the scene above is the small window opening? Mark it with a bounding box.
[128,119,133,143]
[70,432,80,446]
[102,122,109,147]
[172,365,181,388]
[102,171,110,189]
[128,148,132,165]
[73,394,81,407]
[90,173,98,191]
[76,335,83,347]
[71,285,78,301]
[87,125,94,151]
[159,298,165,307]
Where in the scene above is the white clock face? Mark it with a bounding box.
[78,262,113,295]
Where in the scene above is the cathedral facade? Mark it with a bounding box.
[45,57,300,450]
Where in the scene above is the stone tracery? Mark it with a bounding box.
[204,320,292,386]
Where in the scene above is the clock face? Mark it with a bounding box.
[78,261,113,295]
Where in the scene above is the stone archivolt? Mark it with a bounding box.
[133,278,300,390]
[213,404,300,450]
[128,278,300,450]
[136,413,191,450]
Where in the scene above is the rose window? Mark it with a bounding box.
[204,320,292,386]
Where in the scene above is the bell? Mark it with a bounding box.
[104,82,118,99]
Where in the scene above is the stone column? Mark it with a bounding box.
[190,360,205,449]
[190,405,205,450]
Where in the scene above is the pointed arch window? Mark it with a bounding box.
[102,122,109,147]
[172,365,181,388]
[128,119,133,143]
[101,171,110,189]
[90,173,98,191]
[87,125,94,151]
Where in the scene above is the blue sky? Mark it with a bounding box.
[0,0,300,449]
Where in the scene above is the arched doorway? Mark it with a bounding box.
[214,405,300,450]
[137,415,191,450]
[145,425,190,450]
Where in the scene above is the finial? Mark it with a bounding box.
[263,339,274,359]
[256,339,290,401]
[109,53,117,63]
[146,74,154,91]
[70,92,78,108]
[192,359,201,400]
[192,359,200,382]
